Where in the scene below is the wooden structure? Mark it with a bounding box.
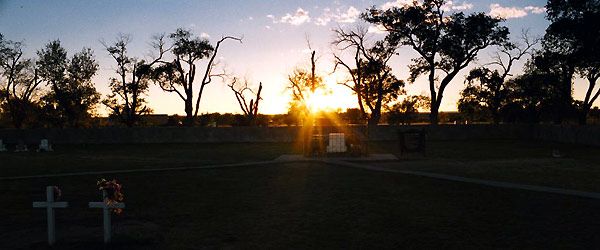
[398,128,427,156]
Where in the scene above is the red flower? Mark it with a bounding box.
[96,178,125,214]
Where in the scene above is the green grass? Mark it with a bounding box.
[0,142,301,177]
[374,139,600,162]
[371,140,600,192]
[2,162,600,249]
[3,139,600,193]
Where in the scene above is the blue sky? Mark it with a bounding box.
[2,0,572,115]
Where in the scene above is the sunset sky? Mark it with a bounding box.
[2,0,584,116]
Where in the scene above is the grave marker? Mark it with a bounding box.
[38,139,53,152]
[326,133,347,153]
[0,139,6,152]
[88,190,125,243]
[398,129,427,156]
[32,186,69,246]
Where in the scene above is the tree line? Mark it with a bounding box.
[288,0,600,126]
[1,0,599,128]
[457,0,600,125]
[0,29,242,128]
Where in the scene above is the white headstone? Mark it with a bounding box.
[89,190,125,243]
[38,139,53,152]
[327,133,347,153]
[32,186,69,246]
[0,139,6,152]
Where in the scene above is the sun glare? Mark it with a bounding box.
[305,90,334,113]
[303,73,358,113]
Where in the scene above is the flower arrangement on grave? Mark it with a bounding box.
[96,178,124,214]
[53,186,62,200]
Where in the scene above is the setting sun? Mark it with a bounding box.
[303,74,358,113]
[305,89,335,113]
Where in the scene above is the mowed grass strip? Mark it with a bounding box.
[3,139,600,195]
[372,140,600,193]
[0,142,301,177]
[2,139,597,177]
[1,162,600,249]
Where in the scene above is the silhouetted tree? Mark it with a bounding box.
[37,40,100,128]
[285,102,304,126]
[287,46,324,118]
[333,26,405,126]
[503,61,563,123]
[287,43,326,157]
[576,58,600,124]
[344,108,363,124]
[101,34,155,127]
[287,36,325,126]
[0,34,44,128]
[458,32,538,124]
[227,77,263,125]
[363,0,509,124]
[530,48,576,123]
[544,0,600,124]
[590,107,600,124]
[457,89,488,122]
[150,28,242,125]
[387,95,430,125]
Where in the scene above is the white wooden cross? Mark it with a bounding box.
[88,190,125,243]
[32,186,69,246]
[0,139,7,152]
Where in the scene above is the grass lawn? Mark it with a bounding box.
[2,162,600,249]
[0,142,301,177]
[2,139,600,193]
[372,140,600,193]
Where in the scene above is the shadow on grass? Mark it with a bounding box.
[2,162,600,248]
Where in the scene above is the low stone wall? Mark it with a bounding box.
[401,124,536,141]
[0,127,302,144]
[0,124,542,145]
[1,124,598,146]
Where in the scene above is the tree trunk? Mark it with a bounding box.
[580,77,599,126]
[428,62,438,125]
[125,115,134,128]
[368,112,380,126]
[492,110,501,125]
[6,99,22,129]
[578,106,589,125]
[491,96,501,125]
[184,89,194,126]
[555,66,575,124]
[429,101,440,125]
[184,101,194,126]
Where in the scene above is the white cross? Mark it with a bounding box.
[88,190,125,243]
[32,186,69,246]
